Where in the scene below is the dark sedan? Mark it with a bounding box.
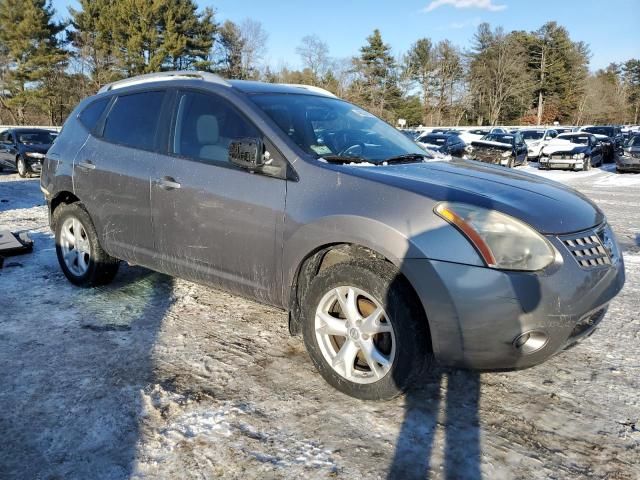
[581,126,623,162]
[616,135,640,173]
[0,128,56,177]
[416,132,466,157]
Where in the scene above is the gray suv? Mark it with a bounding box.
[41,71,625,400]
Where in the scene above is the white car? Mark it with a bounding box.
[520,129,559,159]
[539,133,603,171]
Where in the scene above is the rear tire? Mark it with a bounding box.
[302,259,431,400]
[53,203,119,287]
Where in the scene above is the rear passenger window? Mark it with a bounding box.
[78,98,110,131]
[103,91,165,150]
[172,91,259,164]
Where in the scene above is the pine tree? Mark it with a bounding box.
[404,38,435,124]
[216,20,245,78]
[352,29,401,121]
[0,0,67,124]
[68,0,118,91]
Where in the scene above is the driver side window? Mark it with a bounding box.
[173,90,259,165]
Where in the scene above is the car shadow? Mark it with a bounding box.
[0,227,174,479]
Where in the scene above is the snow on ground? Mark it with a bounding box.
[1,168,639,479]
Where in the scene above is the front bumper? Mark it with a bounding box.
[403,225,625,370]
[539,156,583,170]
[24,156,44,173]
[616,156,640,172]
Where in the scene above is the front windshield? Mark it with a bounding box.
[421,135,446,145]
[17,131,55,144]
[559,134,590,145]
[583,127,613,137]
[482,133,514,145]
[249,93,426,163]
[626,136,640,147]
[521,131,544,140]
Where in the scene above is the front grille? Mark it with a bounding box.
[551,154,571,160]
[560,227,612,269]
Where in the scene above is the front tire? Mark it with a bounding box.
[302,260,431,400]
[16,156,30,178]
[54,203,119,287]
[582,157,592,171]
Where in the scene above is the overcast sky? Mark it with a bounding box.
[53,0,640,71]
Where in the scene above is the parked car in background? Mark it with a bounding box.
[467,132,528,167]
[581,126,623,161]
[555,127,574,135]
[41,71,625,400]
[616,134,640,173]
[520,128,559,160]
[0,128,56,177]
[416,132,466,157]
[539,133,603,171]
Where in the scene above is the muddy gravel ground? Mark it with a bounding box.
[0,164,639,480]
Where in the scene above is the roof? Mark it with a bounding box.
[97,71,336,98]
[229,80,336,97]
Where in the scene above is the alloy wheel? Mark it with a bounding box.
[314,286,396,384]
[59,217,91,276]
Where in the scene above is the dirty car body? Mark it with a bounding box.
[468,132,528,167]
[41,72,625,399]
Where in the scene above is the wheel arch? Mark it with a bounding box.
[50,190,81,229]
[287,242,435,355]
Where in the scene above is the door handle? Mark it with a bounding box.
[78,160,95,170]
[157,176,181,190]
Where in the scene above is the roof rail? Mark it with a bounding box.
[98,71,231,93]
[282,84,337,98]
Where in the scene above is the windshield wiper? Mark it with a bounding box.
[321,155,370,164]
[382,153,429,164]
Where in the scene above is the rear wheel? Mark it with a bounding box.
[54,203,119,287]
[16,156,30,178]
[302,260,431,400]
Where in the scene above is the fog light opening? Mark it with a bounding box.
[513,330,548,355]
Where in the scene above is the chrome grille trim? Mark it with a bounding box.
[559,226,612,269]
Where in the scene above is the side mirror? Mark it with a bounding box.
[229,138,265,170]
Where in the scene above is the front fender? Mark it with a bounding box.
[282,213,483,304]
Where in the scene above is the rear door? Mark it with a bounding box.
[150,89,286,305]
[73,90,169,263]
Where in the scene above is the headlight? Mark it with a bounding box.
[572,153,585,160]
[25,152,45,159]
[434,202,557,271]
[501,150,512,158]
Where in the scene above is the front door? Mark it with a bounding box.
[150,89,286,305]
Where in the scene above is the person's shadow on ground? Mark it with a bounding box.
[387,367,482,479]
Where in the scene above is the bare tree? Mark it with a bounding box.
[239,19,268,79]
[295,34,330,83]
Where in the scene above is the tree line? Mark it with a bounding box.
[0,0,638,127]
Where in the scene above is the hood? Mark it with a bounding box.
[340,159,603,234]
[20,143,51,154]
[471,139,512,150]
[542,139,589,155]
